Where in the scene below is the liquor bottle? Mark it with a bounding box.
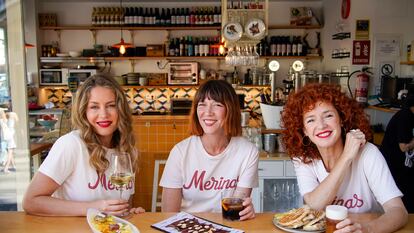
[169,38,175,56]
[179,37,185,56]
[180,8,186,26]
[190,7,195,25]
[171,8,176,25]
[185,8,190,25]
[149,7,154,26]
[187,36,194,56]
[166,8,171,26]
[194,37,200,56]
[297,36,303,56]
[174,38,180,56]
[213,6,219,26]
[136,7,141,26]
[122,7,127,26]
[91,7,97,26]
[218,5,222,25]
[270,36,276,56]
[155,8,161,25]
[286,36,292,56]
[292,36,298,56]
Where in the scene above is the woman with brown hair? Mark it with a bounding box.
[160,80,258,220]
[282,83,407,232]
[23,74,144,216]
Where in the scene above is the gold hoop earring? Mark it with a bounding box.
[302,135,311,146]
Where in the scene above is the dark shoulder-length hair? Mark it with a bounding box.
[189,80,242,137]
[281,83,372,163]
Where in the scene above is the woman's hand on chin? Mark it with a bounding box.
[342,129,366,162]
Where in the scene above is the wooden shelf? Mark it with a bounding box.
[401,61,414,65]
[40,55,322,63]
[261,128,284,134]
[268,24,322,29]
[39,25,221,31]
[261,55,323,59]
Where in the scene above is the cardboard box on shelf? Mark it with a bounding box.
[146,45,165,57]
[148,73,167,85]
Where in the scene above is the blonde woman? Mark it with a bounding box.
[23,74,144,216]
[0,109,18,173]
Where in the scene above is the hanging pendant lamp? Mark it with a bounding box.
[112,0,132,55]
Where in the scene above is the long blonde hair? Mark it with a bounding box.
[71,74,137,174]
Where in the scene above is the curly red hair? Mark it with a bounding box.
[281,83,372,163]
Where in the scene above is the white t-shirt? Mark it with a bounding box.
[39,130,134,201]
[160,136,259,213]
[294,142,402,213]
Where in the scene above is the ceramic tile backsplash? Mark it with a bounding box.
[41,86,267,114]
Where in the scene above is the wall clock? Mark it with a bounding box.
[341,0,351,19]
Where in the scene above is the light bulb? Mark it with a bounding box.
[219,45,225,55]
[119,45,126,55]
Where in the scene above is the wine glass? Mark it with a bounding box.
[109,152,133,217]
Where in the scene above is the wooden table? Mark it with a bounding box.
[29,142,53,177]
[1,212,413,233]
[30,142,53,156]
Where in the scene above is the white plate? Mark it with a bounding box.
[56,53,69,57]
[244,18,266,40]
[273,218,325,233]
[86,208,140,233]
[223,22,243,42]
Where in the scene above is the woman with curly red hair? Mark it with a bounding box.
[281,83,407,232]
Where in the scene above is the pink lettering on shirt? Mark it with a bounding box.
[182,170,238,191]
[88,172,133,191]
[331,193,364,209]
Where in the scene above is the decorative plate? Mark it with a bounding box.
[245,18,266,40]
[223,22,243,42]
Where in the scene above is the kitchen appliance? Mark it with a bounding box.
[380,76,413,103]
[170,98,193,115]
[68,68,98,83]
[40,68,69,85]
[168,62,198,85]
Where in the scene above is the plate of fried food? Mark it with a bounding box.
[87,208,139,233]
[273,205,325,233]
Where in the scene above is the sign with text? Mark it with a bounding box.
[356,19,370,39]
[352,40,370,65]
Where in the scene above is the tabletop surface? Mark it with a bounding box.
[1,212,413,233]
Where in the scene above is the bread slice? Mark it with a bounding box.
[278,205,311,228]
[302,210,326,231]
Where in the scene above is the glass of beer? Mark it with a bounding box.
[221,190,246,221]
[326,205,348,233]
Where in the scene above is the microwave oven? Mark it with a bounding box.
[68,69,98,83]
[168,62,198,85]
[40,68,69,85]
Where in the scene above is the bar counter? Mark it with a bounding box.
[1,212,413,232]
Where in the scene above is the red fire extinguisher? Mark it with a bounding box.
[347,67,372,106]
[355,72,369,104]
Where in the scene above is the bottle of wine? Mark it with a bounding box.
[286,36,292,56]
[185,8,190,25]
[171,8,176,26]
[187,36,194,56]
[166,8,171,26]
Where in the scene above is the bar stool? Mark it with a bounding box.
[151,159,167,212]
